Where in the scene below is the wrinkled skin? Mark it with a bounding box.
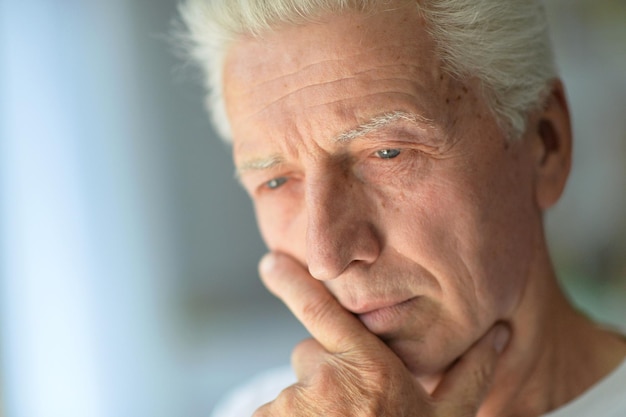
[222,1,626,416]
[254,253,508,417]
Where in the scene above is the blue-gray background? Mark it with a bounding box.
[0,1,624,416]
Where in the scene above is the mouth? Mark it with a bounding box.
[354,297,420,334]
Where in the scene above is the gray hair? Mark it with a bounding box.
[177,0,557,141]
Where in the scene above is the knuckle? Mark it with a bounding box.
[291,339,307,364]
[292,338,319,358]
[273,350,411,417]
[285,357,410,417]
[318,359,389,416]
[309,360,340,388]
[335,352,389,389]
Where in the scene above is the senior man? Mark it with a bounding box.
[180,0,626,416]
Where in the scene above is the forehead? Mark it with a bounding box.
[222,4,464,160]
[224,3,433,76]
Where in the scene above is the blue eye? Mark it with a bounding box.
[266,177,287,190]
[376,149,401,159]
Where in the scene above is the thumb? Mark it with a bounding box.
[433,323,510,415]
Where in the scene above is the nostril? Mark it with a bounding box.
[305,218,381,281]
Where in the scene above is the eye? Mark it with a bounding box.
[375,148,401,159]
[266,177,288,190]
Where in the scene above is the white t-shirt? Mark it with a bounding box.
[211,360,626,417]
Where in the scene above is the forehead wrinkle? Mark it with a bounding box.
[306,90,423,112]
[242,43,413,91]
[231,45,423,115]
[246,57,349,90]
[351,64,425,78]
[335,111,436,143]
[242,72,377,118]
[232,54,363,108]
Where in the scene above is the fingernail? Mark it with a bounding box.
[259,253,276,274]
[493,324,511,354]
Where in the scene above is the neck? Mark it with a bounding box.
[478,245,626,417]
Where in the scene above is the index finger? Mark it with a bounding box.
[259,252,385,354]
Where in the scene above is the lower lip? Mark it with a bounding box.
[357,297,419,334]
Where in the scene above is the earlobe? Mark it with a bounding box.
[533,80,573,210]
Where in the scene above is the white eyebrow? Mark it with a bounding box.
[236,111,435,177]
[334,111,435,143]
[235,154,284,178]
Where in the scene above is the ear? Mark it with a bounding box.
[531,80,573,210]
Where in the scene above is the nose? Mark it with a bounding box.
[305,169,380,281]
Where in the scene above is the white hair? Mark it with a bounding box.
[177,0,557,142]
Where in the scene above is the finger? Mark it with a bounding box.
[291,338,325,381]
[259,252,384,354]
[433,323,510,414]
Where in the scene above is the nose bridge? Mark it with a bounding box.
[305,168,350,243]
[305,165,379,280]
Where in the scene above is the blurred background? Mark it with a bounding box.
[0,0,624,416]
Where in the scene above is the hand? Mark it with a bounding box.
[255,252,510,417]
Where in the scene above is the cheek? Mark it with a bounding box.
[254,197,307,257]
[441,162,537,319]
[382,163,533,322]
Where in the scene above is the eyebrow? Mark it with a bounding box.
[334,110,435,143]
[235,154,284,178]
[235,110,435,177]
